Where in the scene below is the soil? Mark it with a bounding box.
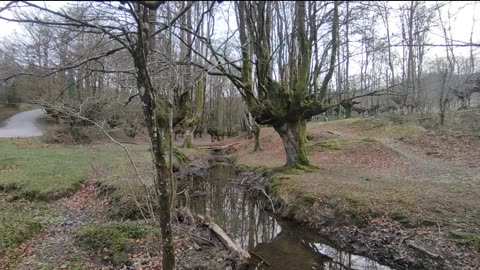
[2,118,479,269]
[213,119,480,270]
[11,179,111,270]
[0,162,242,270]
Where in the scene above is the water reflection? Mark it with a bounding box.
[179,164,393,270]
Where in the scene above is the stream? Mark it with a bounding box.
[180,163,394,270]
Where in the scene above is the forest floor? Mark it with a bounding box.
[1,115,480,269]
[0,136,236,270]
[226,117,480,269]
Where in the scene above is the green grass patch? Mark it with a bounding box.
[0,200,44,253]
[449,231,480,251]
[95,144,156,220]
[299,193,317,205]
[310,139,341,150]
[78,222,158,265]
[265,174,289,197]
[342,191,368,206]
[323,118,361,125]
[173,146,190,164]
[0,139,153,201]
[351,118,425,139]
[94,143,197,220]
[0,139,94,200]
[361,137,377,143]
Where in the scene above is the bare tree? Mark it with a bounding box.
[189,1,339,167]
[0,2,204,269]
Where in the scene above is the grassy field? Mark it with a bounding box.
[0,138,156,256]
[0,139,97,200]
[0,138,165,201]
[235,116,480,251]
[95,143,204,220]
[0,135,197,217]
[0,199,45,254]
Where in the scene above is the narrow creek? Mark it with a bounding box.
[179,162,394,270]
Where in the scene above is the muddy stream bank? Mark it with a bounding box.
[178,157,392,270]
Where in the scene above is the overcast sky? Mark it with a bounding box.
[0,1,478,64]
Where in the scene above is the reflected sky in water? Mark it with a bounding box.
[179,164,393,270]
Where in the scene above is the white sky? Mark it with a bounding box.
[0,1,478,65]
[420,1,478,58]
[0,1,69,37]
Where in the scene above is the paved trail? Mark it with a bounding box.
[0,109,45,138]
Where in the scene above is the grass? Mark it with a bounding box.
[97,144,156,220]
[78,222,158,265]
[0,138,120,252]
[378,107,480,134]
[0,139,164,259]
[0,199,44,254]
[308,139,341,151]
[0,138,163,201]
[0,136,202,265]
[351,118,426,139]
[449,231,480,251]
[96,144,196,220]
[239,116,480,237]
[0,139,95,200]
[0,135,195,218]
[0,106,19,125]
[275,163,478,228]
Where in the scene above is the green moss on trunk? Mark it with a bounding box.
[274,119,311,168]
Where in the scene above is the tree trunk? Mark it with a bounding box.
[253,124,262,151]
[182,126,195,148]
[345,106,353,119]
[137,82,175,270]
[274,120,310,168]
[134,34,175,268]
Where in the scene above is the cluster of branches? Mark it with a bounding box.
[1,1,480,269]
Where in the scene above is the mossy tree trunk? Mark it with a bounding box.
[182,127,194,148]
[181,4,206,149]
[182,75,205,148]
[340,100,359,119]
[345,106,352,119]
[274,120,310,167]
[233,1,339,167]
[253,123,262,151]
[131,3,183,270]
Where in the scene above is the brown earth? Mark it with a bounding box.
[198,118,480,270]
[0,161,240,270]
[2,118,479,269]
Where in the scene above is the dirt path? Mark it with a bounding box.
[377,138,452,173]
[15,180,110,270]
[324,128,475,183]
